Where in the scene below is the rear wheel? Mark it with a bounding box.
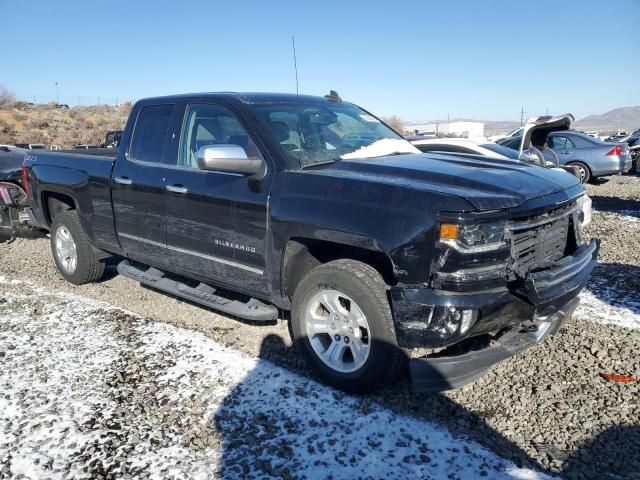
[51,210,105,285]
[291,259,405,393]
[568,161,591,183]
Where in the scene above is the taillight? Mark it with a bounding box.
[606,145,624,156]
[21,164,29,194]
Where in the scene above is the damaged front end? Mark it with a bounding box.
[390,193,598,390]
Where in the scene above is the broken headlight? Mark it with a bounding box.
[434,220,510,291]
[439,221,507,253]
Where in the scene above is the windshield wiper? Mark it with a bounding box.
[301,158,341,169]
[354,151,414,160]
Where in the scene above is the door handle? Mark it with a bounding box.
[166,184,188,194]
[114,176,133,185]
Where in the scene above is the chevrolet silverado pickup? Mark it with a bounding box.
[23,92,598,392]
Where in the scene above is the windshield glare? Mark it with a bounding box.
[251,102,415,167]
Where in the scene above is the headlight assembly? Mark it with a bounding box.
[439,221,507,253]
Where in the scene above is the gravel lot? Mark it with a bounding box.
[1,173,639,479]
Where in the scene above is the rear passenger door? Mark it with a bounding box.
[549,135,577,163]
[112,103,177,267]
[161,102,271,294]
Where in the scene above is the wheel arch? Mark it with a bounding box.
[41,190,77,227]
[281,237,397,300]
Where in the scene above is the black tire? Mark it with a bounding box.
[568,161,591,183]
[291,259,405,393]
[50,210,105,285]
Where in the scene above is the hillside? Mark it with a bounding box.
[574,106,640,131]
[0,101,131,149]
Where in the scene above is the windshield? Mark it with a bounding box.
[250,101,419,167]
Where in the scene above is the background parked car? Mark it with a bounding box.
[100,130,123,148]
[604,131,630,142]
[410,138,525,160]
[487,126,523,143]
[73,144,101,150]
[411,137,583,183]
[13,143,48,150]
[0,146,29,230]
[613,130,640,170]
[500,131,632,183]
[0,146,27,186]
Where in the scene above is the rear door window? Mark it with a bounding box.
[549,136,575,150]
[128,104,175,164]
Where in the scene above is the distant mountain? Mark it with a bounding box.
[409,106,640,136]
[574,106,640,132]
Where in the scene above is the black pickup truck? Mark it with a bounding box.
[23,92,598,392]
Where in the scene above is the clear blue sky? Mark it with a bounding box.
[1,0,638,122]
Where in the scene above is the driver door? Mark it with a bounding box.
[162,102,271,294]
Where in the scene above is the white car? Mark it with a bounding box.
[409,138,525,160]
[487,127,523,143]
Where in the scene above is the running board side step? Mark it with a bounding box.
[116,260,278,322]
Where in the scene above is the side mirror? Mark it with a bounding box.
[197,144,263,175]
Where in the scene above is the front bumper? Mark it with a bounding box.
[390,239,599,390]
[410,295,580,391]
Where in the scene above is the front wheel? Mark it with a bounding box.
[291,259,405,393]
[50,210,105,285]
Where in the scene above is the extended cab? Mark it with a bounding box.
[23,92,598,392]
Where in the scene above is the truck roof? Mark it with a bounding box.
[137,92,337,105]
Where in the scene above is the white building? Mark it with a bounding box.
[404,121,485,140]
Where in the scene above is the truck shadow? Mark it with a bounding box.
[0,224,47,244]
[213,334,551,479]
[560,424,640,480]
[589,194,640,217]
[213,334,640,479]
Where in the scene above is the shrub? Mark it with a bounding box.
[381,115,405,134]
[0,86,14,109]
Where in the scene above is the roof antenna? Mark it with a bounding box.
[291,36,299,95]
[325,90,342,102]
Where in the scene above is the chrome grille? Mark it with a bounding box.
[509,205,574,275]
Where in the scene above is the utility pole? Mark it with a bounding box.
[520,106,525,126]
[54,82,59,104]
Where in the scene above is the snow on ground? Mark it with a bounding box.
[595,210,640,226]
[0,279,552,480]
[576,266,640,331]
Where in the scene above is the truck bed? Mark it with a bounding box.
[26,150,119,252]
[57,148,119,157]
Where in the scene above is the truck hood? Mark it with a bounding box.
[313,153,581,210]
